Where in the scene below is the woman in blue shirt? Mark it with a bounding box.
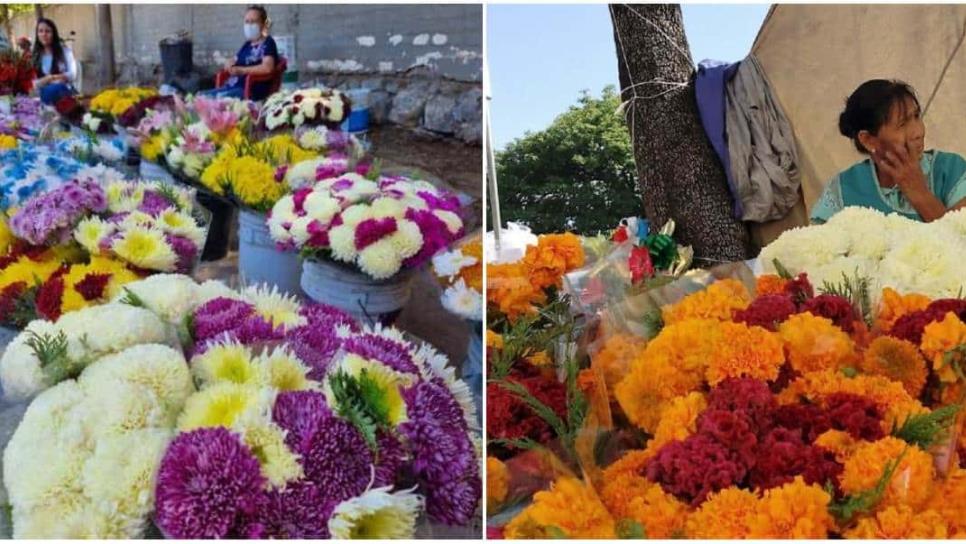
[31,18,78,105]
[207,5,278,100]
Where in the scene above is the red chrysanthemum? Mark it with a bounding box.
[733,294,798,331]
[74,272,112,301]
[801,294,859,333]
[646,434,747,506]
[785,273,815,307]
[824,392,885,442]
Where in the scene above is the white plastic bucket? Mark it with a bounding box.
[300,258,414,325]
[238,210,303,297]
[139,160,178,186]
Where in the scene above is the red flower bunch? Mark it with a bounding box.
[802,294,859,333]
[772,403,831,443]
[824,393,885,442]
[0,50,35,95]
[785,273,815,307]
[889,299,966,344]
[646,434,748,506]
[706,377,777,434]
[749,427,842,493]
[733,294,798,331]
[487,366,568,459]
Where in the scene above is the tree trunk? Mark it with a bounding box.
[96,4,115,88]
[609,4,753,264]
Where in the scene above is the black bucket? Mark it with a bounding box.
[159,41,193,80]
[197,192,234,261]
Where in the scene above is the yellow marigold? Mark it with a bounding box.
[648,392,707,453]
[779,370,926,432]
[748,476,834,538]
[839,437,935,511]
[756,274,788,296]
[229,156,284,208]
[778,313,856,374]
[874,287,931,333]
[504,476,615,539]
[600,450,654,520]
[486,329,503,350]
[591,333,648,392]
[487,457,509,511]
[844,505,948,538]
[486,262,545,321]
[0,134,18,149]
[706,322,785,386]
[920,313,966,384]
[616,319,720,433]
[686,488,758,539]
[814,429,859,464]
[926,468,966,535]
[521,232,585,291]
[661,278,751,325]
[860,336,928,397]
[526,350,552,367]
[624,484,690,538]
[459,237,483,292]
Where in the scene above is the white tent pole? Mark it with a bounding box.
[485,93,502,251]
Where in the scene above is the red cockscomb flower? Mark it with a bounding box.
[802,294,859,333]
[733,294,798,331]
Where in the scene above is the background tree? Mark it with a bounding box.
[495,85,642,235]
[610,4,753,264]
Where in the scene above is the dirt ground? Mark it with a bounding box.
[197,125,484,368]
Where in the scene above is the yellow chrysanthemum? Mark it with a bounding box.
[486,330,504,350]
[140,133,167,162]
[199,152,231,195]
[60,256,139,314]
[242,422,304,487]
[111,226,178,272]
[874,287,931,332]
[229,156,284,208]
[0,255,62,290]
[486,262,546,321]
[748,476,834,538]
[845,505,948,538]
[487,457,509,511]
[520,232,586,291]
[177,382,260,431]
[591,333,648,392]
[192,343,258,386]
[661,278,751,325]
[74,217,114,255]
[686,488,758,539]
[778,313,856,374]
[329,354,412,426]
[706,322,785,386]
[813,429,859,464]
[860,336,929,397]
[504,477,616,539]
[244,284,305,328]
[920,313,966,384]
[623,484,690,539]
[257,349,314,392]
[600,451,655,520]
[839,436,935,511]
[0,134,18,149]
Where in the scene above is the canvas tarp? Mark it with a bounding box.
[747,4,966,243]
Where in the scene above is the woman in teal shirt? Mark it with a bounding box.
[811,79,966,224]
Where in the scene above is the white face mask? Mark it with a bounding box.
[243,23,261,41]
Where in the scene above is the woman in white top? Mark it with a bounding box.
[32,18,77,105]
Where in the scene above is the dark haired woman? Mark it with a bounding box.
[31,18,77,105]
[811,80,966,224]
[206,5,278,100]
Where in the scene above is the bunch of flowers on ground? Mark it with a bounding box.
[268,173,465,280]
[0,142,126,208]
[0,49,36,96]
[432,234,483,321]
[2,273,482,538]
[487,265,966,539]
[0,96,49,142]
[89,87,159,119]
[161,95,257,180]
[260,88,351,132]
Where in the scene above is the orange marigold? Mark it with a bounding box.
[521,233,586,291]
[459,237,483,292]
[814,429,860,464]
[844,505,948,539]
[623,485,690,538]
[487,457,509,511]
[874,287,931,333]
[778,313,857,374]
[748,476,834,538]
[592,333,648,392]
[839,437,935,512]
[504,476,616,539]
[926,468,966,536]
[756,274,789,297]
[685,488,759,539]
[526,350,552,367]
[706,322,785,386]
[920,313,966,384]
[648,392,707,453]
[860,336,929,398]
[661,278,751,325]
[486,329,504,350]
[486,262,546,321]
[600,450,654,519]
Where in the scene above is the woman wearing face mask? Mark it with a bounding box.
[811,79,966,224]
[207,5,278,100]
[32,18,78,105]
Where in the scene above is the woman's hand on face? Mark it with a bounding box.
[873,143,928,196]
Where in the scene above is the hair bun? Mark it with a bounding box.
[838,108,855,138]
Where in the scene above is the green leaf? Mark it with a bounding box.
[24,329,85,384]
[617,519,647,539]
[544,526,569,539]
[841,367,858,378]
[818,269,874,327]
[118,287,146,308]
[772,258,793,280]
[154,183,185,212]
[829,450,907,523]
[892,404,961,450]
[488,437,543,452]
[327,369,392,454]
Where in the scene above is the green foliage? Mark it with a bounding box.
[818,270,874,327]
[327,369,392,453]
[617,519,647,539]
[892,404,961,449]
[7,285,38,328]
[829,450,907,523]
[488,297,574,380]
[495,86,641,235]
[772,258,793,280]
[118,287,146,308]
[24,329,84,384]
[155,184,185,212]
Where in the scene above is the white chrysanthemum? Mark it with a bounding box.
[938,207,966,237]
[192,342,258,387]
[242,284,307,329]
[268,216,293,246]
[158,210,206,248]
[386,219,423,260]
[182,153,209,179]
[118,210,156,230]
[12,498,91,538]
[81,428,171,522]
[289,216,313,246]
[296,127,328,150]
[94,140,124,162]
[880,231,966,299]
[0,319,61,399]
[74,216,115,255]
[196,279,242,305]
[329,224,359,261]
[823,206,893,260]
[328,487,423,539]
[111,274,201,324]
[79,343,193,415]
[441,279,483,320]
[807,255,881,297]
[433,209,464,235]
[432,248,477,279]
[165,146,185,169]
[241,421,304,488]
[284,159,325,189]
[339,203,373,227]
[81,380,172,437]
[759,225,850,273]
[271,195,297,221]
[370,197,407,218]
[304,192,342,223]
[56,501,146,538]
[4,419,89,512]
[57,303,175,367]
[358,238,404,279]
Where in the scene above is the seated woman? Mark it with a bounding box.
[811,79,966,224]
[32,18,78,105]
[206,5,278,100]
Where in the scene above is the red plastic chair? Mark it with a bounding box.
[215,56,287,100]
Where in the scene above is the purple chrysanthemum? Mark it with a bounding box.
[300,303,359,332]
[154,428,266,539]
[403,208,456,269]
[330,177,354,191]
[398,379,480,525]
[9,179,108,245]
[165,234,198,274]
[417,189,461,213]
[139,189,176,216]
[354,217,397,250]
[236,481,335,539]
[285,325,345,380]
[192,297,257,342]
[273,390,334,456]
[342,333,419,374]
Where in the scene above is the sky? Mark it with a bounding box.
[487,4,772,149]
